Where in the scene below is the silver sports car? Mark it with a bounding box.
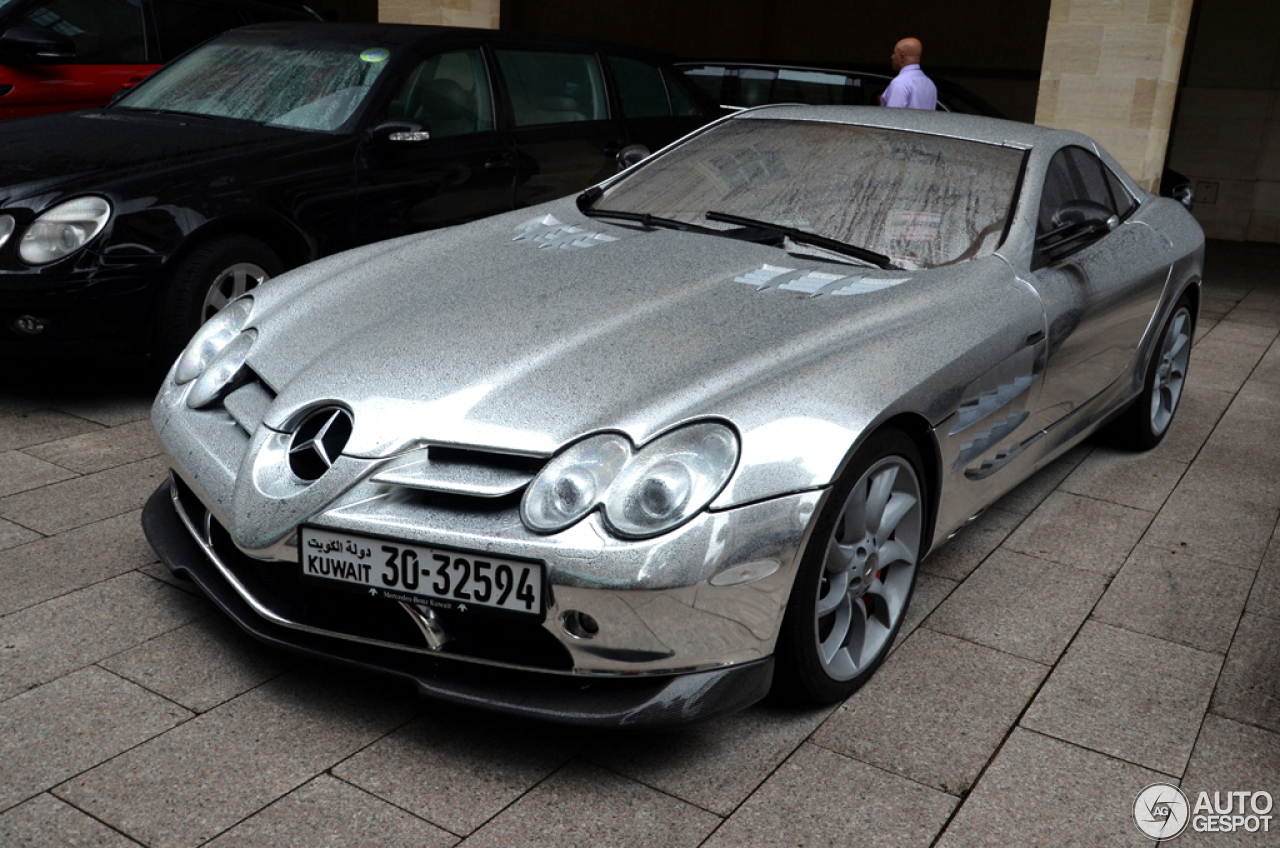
[144,105,1204,727]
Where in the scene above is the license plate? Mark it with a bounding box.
[299,526,544,621]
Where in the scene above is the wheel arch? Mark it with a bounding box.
[168,214,315,275]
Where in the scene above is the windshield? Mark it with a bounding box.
[118,38,393,132]
[592,118,1026,269]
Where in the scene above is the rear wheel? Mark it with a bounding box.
[155,235,281,365]
[774,429,925,704]
[1108,295,1193,450]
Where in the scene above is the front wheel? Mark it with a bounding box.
[1108,295,1193,450]
[155,235,282,365]
[773,429,926,704]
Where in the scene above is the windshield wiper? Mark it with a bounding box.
[705,210,898,270]
[580,207,716,234]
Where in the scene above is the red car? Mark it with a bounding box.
[0,0,321,119]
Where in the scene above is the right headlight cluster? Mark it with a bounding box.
[522,421,739,539]
[173,296,257,409]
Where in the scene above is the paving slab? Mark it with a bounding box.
[1092,544,1254,654]
[1176,443,1280,510]
[0,571,212,701]
[0,793,143,848]
[0,510,159,616]
[1246,532,1280,619]
[992,447,1090,516]
[1059,446,1187,512]
[1022,621,1222,775]
[50,394,156,427]
[921,506,1023,581]
[0,409,102,452]
[0,667,191,813]
[813,628,1047,795]
[1003,491,1153,577]
[1178,714,1280,847]
[934,728,1167,848]
[924,549,1108,664]
[461,761,721,848]
[1197,320,1279,348]
[333,706,587,836]
[702,743,956,848]
[0,455,168,535]
[56,668,418,848]
[893,571,956,651]
[1140,484,1277,569]
[100,612,293,713]
[584,701,833,816]
[0,516,39,551]
[1185,338,1265,394]
[1209,613,1280,734]
[205,775,455,848]
[0,449,77,498]
[22,419,164,475]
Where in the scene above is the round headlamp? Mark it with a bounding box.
[19,196,111,265]
[0,215,14,250]
[174,297,254,385]
[521,422,739,539]
[604,422,739,538]
[186,329,257,409]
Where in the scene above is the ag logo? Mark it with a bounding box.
[1134,783,1190,840]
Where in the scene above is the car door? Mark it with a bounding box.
[604,55,706,156]
[495,46,628,208]
[0,0,157,119]
[1023,146,1171,437]
[348,45,517,247]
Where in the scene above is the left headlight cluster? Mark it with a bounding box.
[18,197,111,265]
[174,296,257,409]
[522,421,739,539]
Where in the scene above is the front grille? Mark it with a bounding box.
[171,474,572,671]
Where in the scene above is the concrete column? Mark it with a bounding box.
[379,0,499,28]
[1035,0,1194,192]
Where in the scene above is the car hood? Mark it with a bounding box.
[0,109,313,203]
[242,199,1041,505]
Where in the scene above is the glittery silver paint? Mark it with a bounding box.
[153,107,1204,679]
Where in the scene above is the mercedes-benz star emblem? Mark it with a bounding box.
[288,407,353,481]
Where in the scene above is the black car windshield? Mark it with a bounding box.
[590,117,1026,269]
[118,37,393,132]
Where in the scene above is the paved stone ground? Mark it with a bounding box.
[1,239,1277,847]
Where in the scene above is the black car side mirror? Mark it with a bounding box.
[1037,199,1119,264]
[0,26,76,63]
[615,144,651,172]
[370,121,430,149]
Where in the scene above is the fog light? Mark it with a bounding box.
[11,315,48,335]
[561,610,599,639]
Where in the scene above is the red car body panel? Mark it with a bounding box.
[0,62,160,119]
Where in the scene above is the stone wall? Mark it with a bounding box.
[379,0,499,29]
[1165,0,1280,242]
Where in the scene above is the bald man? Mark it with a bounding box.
[880,37,937,110]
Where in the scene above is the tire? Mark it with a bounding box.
[773,429,926,705]
[1107,295,1194,451]
[155,235,282,365]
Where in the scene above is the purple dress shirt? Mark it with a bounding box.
[880,64,938,110]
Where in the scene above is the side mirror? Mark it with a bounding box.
[1037,199,1118,264]
[0,26,76,63]
[615,143,651,172]
[370,121,430,148]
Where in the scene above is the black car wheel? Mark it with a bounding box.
[1108,294,1194,451]
[157,235,282,364]
[774,429,925,704]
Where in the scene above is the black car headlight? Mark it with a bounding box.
[174,297,256,407]
[0,215,14,250]
[18,197,111,265]
[522,422,739,539]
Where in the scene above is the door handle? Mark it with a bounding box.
[484,154,514,170]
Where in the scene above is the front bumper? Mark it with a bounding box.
[143,480,776,728]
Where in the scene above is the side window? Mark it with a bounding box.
[739,67,776,108]
[663,71,701,116]
[18,0,145,63]
[387,49,494,138]
[774,69,861,106]
[678,65,726,105]
[1104,164,1139,219]
[153,0,248,61]
[608,56,669,119]
[1035,146,1121,268]
[495,49,607,127]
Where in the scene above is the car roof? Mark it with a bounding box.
[731,103,1082,151]
[233,21,677,61]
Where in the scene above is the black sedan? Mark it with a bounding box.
[0,22,713,361]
